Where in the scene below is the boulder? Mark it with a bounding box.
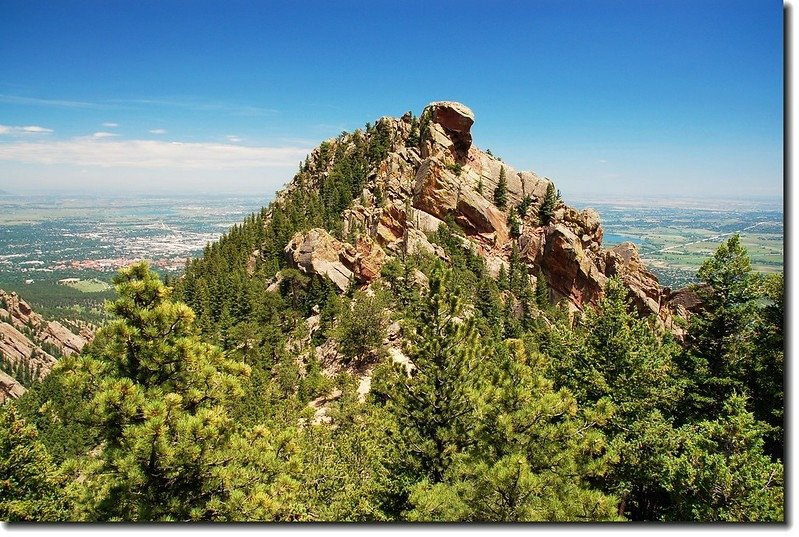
[375,203,407,247]
[285,229,387,291]
[285,229,354,291]
[604,242,663,317]
[541,224,607,308]
[413,158,508,243]
[518,226,547,265]
[42,321,87,356]
[667,285,704,314]
[422,101,475,161]
[340,235,387,283]
[0,370,25,404]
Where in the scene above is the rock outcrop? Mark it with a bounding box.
[604,242,662,317]
[285,229,355,291]
[273,100,684,332]
[257,100,697,417]
[541,224,608,307]
[421,101,475,162]
[285,228,386,291]
[1,289,93,399]
[1,290,91,358]
[0,370,25,404]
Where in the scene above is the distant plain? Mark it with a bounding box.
[0,192,783,319]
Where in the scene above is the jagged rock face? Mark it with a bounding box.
[42,321,87,356]
[1,289,93,399]
[285,229,354,291]
[341,235,387,283]
[412,157,510,244]
[0,319,58,384]
[667,286,704,314]
[541,224,608,307]
[0,370,25,404]
[0,290,91,358]
[275,100,684,333]
[604,242,662,317]
[422,101,474,162]
[285,229,386,291]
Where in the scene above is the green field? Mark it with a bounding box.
[60,278,113,293]
[578,199,783,289]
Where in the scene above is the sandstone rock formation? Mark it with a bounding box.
[1,289,94,399]
[272,100,685,334]
[0,370,25,404]
[285,228,386,291]
[259,100,700,419]
[285,229,355,291]
[421,101,475,162]
[1,290,91,357]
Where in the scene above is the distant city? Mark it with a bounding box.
[0,193,271,277]
[0,192,783,294]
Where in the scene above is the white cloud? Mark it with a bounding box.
[0,94,111,109]
[0,137,312,169]
[102,122,119,128]
[149,129,167,134]
[92,131,118,138]
[0,124,54,135]
[226,135,243,143]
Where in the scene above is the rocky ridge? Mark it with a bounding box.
[276,101,686,334]
[0,289,93,401]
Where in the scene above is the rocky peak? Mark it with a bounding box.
[276,101,684,331]
[421,101,475,162]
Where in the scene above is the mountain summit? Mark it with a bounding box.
[271,101,685,331]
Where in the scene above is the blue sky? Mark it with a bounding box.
[0,0,783,198]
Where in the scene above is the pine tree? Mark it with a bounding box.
[0,405,70,521]
[406,340,618,521]
[493,166,508,209]
[539,182,558,225]
[335,289,390,364]
[295,378,395,521]
[57,262,299,521]
[665,395,783,522]
[681,234,764,420]
[752,272,784,459]
[534,268,550,310]
[543,277,684,520]
[371,266,481,490]
[406,115,420,148]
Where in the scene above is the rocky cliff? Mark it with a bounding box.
[0,289,93,401]
[276,101,685,334]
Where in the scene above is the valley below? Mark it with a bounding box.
[0,191,782,320]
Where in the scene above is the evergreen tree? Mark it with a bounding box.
[493,166,508,209]
[335,289,390,364]
[507,211,521,238]
[751,273,784,459]
[296,377,395,521]
[680,234,767,420]
[406,114,420,148]
[57,262,299,521]
[0,405,69,521]
[406,340,618,522]
[539,182,558,225]
[544,277,684,519]
[371,266,481,497]
[534,268,550,310]
[664,396,783,522]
